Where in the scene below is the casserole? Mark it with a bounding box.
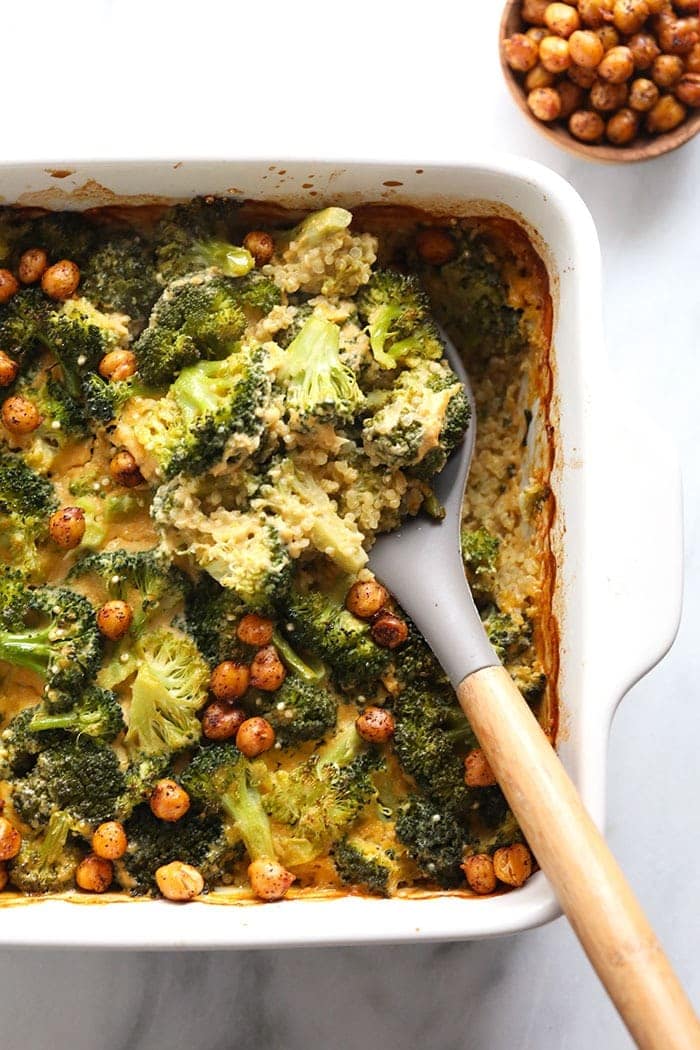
[0,156,682,947]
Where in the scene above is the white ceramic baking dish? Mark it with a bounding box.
[0,156,682,949]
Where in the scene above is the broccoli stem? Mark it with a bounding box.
[40,810,73,867]
[316,721,363,771]
[272,630,325,683]
[221,765,276,862]
[0,626,53,677]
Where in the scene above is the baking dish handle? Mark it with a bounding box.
[590,390,683,710]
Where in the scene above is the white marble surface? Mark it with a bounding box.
[1,3,699,1047]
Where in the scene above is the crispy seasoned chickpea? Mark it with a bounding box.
[539,34,572,71]
[249,645,286,691]
[0,817,21,861]
[613,0,651,33]
[0,351,19,387]
[370,611,410,649]
[415,228,457,266]
[653,52,685,85]
[568,29,605,66]
[48,506,86,550]
[1,394,42,434]
[597,25,621,51]
[150,779,191,822]
[569,108,606,139]
[210,660,250,701]
[462,854,497,895]
[658,15,699,54]
[598,45,635,81]
[41,259,80,301]
[92,821,128,861]
[579,0,614,27]
[248,859,295,901]
[243,230,275,267]
[544,2,581,36]
[0,269,19,304]
[526,25,549,43]
[99,348,137,382]
[686,42,700,73]
[236,613,274,647]
[345,579,389,620]
[356,706,395,744]
[676,71,700,104]
[0,864,7,892]
[96,599,133,640]
[493,843,533,887]
[568,62,598,86]
[503,33,540,71]
[629,76,661,108]
[627,32,661,69]
[156,861,204,901]
[18,248,48,285]
[236,716,275,757]
[525,63,557,89]
[201,701,246,741]
[109,449,144,488]
[606,106,640,142]
[527,86,562,120]
[522,0,550,24]
[76,854,114,893]
[646,92,687,128]
[464,748,497,787]
[590,78,629,108]
[556,79,585,116]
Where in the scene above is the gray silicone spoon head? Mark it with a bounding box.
[367,333,497,687]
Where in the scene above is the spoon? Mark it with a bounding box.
[369,333,700,1050]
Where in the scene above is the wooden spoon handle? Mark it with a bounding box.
[458,665,700,1050]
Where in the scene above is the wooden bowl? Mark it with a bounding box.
[499,0,700,163]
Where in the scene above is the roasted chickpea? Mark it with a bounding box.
[504,33,540,71]
[76,854,114,893]
[99,348,137,382]
[109,449,144,488]
[236,716,276,757]
[686,42,700,73]
[415,228,457,266]
[613,0,651,33]
[658,15,699,54]
[597,45,635,81]
[539,34,573,70]
[493,843,534,887]
[370,611,409,649]
[569,108,607,139]
[0,269,19,304]
[243,230,275,267]
[48,506,86,550]
[41,259,80,301]
[676,71,700,104]
[544,2,581,36]
[556,79,585,116]
[248,859,295,901]
[590,78,629,108]
[356,706,395,744]
[653,52,685,85]
[0,817,21,861]
[236,613,274,647]
[464,748,497,787]
[201,701,246,741]
[150,779,191,823]
[525,63,557,89]
[249,645,286,691]
[578,0,614,27]
[646,92,687,128]
[462,854,497,895]
[522,0,550,24]
[627,33,661,69]
[597,25,621,51]
[629,76,661,108]
[527,85,562,120]
[345,579,389,620]
[96,599,133,641]
[92,821,128,861]
[568,62,598,86]
[156,861,204,901]
[210,660,250,701]
[568,29,605,66]
[18,248,48,285]
[606,106,640,142]
[0,864,8,892]
[526,26,549,43]
[1,395,42,434]
[0,351,19,388]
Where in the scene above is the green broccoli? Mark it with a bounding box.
[185,574,253,667]
[28,686,124,742]
[273,302,314,349]
[461,527,499,604]
[244,675,337,746]
[81,371,142,425]
[463,809,524,858]
[0,704,62,779]
[482,607,531,664]
[332,836,405,897]
[0,452,58,574]
[356,270,443,368]
[275,207,352,253]
[153,197,252,283]
[117,753,171,822]
[8,810,83,894]
[0,288,55,357]
[15,210,97,266]
[395,795,466,888]
[390,615,448,690]
[80,231,160,320]
[276,315,363,429]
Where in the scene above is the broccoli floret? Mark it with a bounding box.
[0,288,55,357]
[81,232,160,320]
[395,796,466,888]
[244,675,337,747]
[28,686,124,742]
[0,582,101,705]
[482,608,531,664]
[12,737,124,829]
[464,809,524,858]
[274,302,314,350]
[389,615,448,690]
[0,705,62,779]
[276,207,352,253]
[277,315,364,429]
[153,197,251,283]
[356,270,442,368]
[461,527,500,604]
[0,453,58,574]
[123,628,209,758]
[81,371,142,425]
[16,211,97,266]
[332,836,404,897]
[228,270,282,314]
[281,584,390,689]
[185,574,253,667]
[8,810,83,894]
[117,753,171,821]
